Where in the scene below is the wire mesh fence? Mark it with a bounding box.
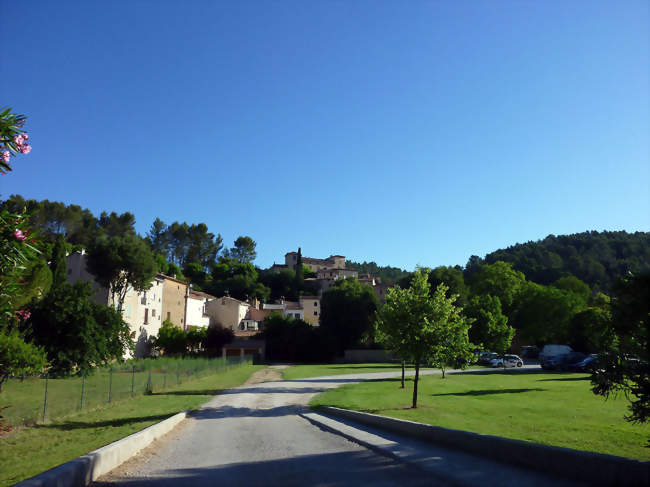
[1,355,252,426]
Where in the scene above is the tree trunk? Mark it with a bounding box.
[401,360,405,389]
[441,367,446,379]
[411,361,420,408]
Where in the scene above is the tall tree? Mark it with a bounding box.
[147,218,169,256]
[470,261,527,318]
[591,273,649,423]
[376,270,470,407]
[294,247,304,298]
[465,294,514,354]
[50,234,67,288]
[320,278,379,356]
[86,234,157,311]
[228,236,257,263]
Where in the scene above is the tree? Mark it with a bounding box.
[294,247,304,297]
[28,282,131,375]
[591,273,649,423]
[0,107,31,174]
[86,234,157,311]
[147,218,169,256]
[204,323,234,356]
[258,313,330,362]
[155,320,188,356]
[516,282,587,344]
[228,236,257,263]
[49,234,67,289]
[208,258,269,301]
[320,278,379,356]
[376,270,470,407]
[465,294,514,354]
[0,331,46,392]
[470,261,526,318]
[429,266,469,306]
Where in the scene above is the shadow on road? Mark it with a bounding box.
[92,450,432,486]
[189,404,310,419]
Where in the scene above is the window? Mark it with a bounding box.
[67,268,72,274]
[144,308,149,324]
[314,311,318,316]
[152,309,156,317]
[314,302,318,306]
[167,312,171,320]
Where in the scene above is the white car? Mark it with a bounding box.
[490,354,524,368]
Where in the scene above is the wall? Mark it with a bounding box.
[205,296,249,331]
[299,296,320,325]
[161,276,187,328]
[185,294,211,328]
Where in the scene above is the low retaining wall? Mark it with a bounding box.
[320,406,649,486]
[16,410,188,487]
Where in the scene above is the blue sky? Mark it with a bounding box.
[1,1,648,270]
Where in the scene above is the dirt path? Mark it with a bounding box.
[243,365,288,384]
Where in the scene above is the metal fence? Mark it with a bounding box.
[1,356,252,426]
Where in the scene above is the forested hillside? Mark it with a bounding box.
[480,231,650,292]
[345,260,410,284]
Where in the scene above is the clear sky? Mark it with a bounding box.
[1,1,648,270]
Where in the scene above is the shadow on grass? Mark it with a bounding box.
[324,365,402,370]
[35,413,174,430]
[432,388,546,397]
[538,376,590,382]
[452,369,548,377]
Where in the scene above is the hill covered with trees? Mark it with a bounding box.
[475,231,649,293]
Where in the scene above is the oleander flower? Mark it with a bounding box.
[13,229,26,242]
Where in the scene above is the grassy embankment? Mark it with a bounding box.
[0,364,263,486]
[310,369,649,461]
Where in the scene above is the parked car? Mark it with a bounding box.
[520,346,539,359]
[490,354,524,368]
[477,352,498,365]
[540,345,573,370]
[543,351,587,371]
[567,354,598,372]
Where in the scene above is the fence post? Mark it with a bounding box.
[42,373,49,423]
[146,368,152,394]
[108,368,113,403]
[177,364,180,385]
[80,372,85,410]
[163,366,167,390]
[131,365,135,397]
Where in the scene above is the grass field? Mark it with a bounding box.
[1,356,244,426]
[310,369,650,461]
[283,363,424,380]
[0,364,263,487]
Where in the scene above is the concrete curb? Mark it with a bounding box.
[15,410,189,487]
[318,406,649,487]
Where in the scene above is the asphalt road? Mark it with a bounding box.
[94,365,570,487]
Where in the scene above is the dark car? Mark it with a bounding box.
[477,352,498,365]
[545,351,587,371]
[567,354,598,372]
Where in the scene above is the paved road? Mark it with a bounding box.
[95,365,574,487]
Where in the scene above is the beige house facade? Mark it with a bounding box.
[205,296,250,331]
[299,296,320,325]
[185,290,214,329]
[161,274,187,328]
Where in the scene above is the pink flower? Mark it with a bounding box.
[20,144,31,154]
[1,151,9,163]
[21,133,29,141]
[16,309,31,321]
[14,135,24,146]
[13,229,26,242]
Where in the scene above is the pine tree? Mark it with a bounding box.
[294,247,304,298]
[50,234,67,289]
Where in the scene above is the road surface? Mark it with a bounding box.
[94,365,577,486]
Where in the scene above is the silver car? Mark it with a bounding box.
[490,354,524,368]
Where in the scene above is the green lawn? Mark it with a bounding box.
[311,369,650,461]
[283,363,424,380]
[0,364,263,487]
